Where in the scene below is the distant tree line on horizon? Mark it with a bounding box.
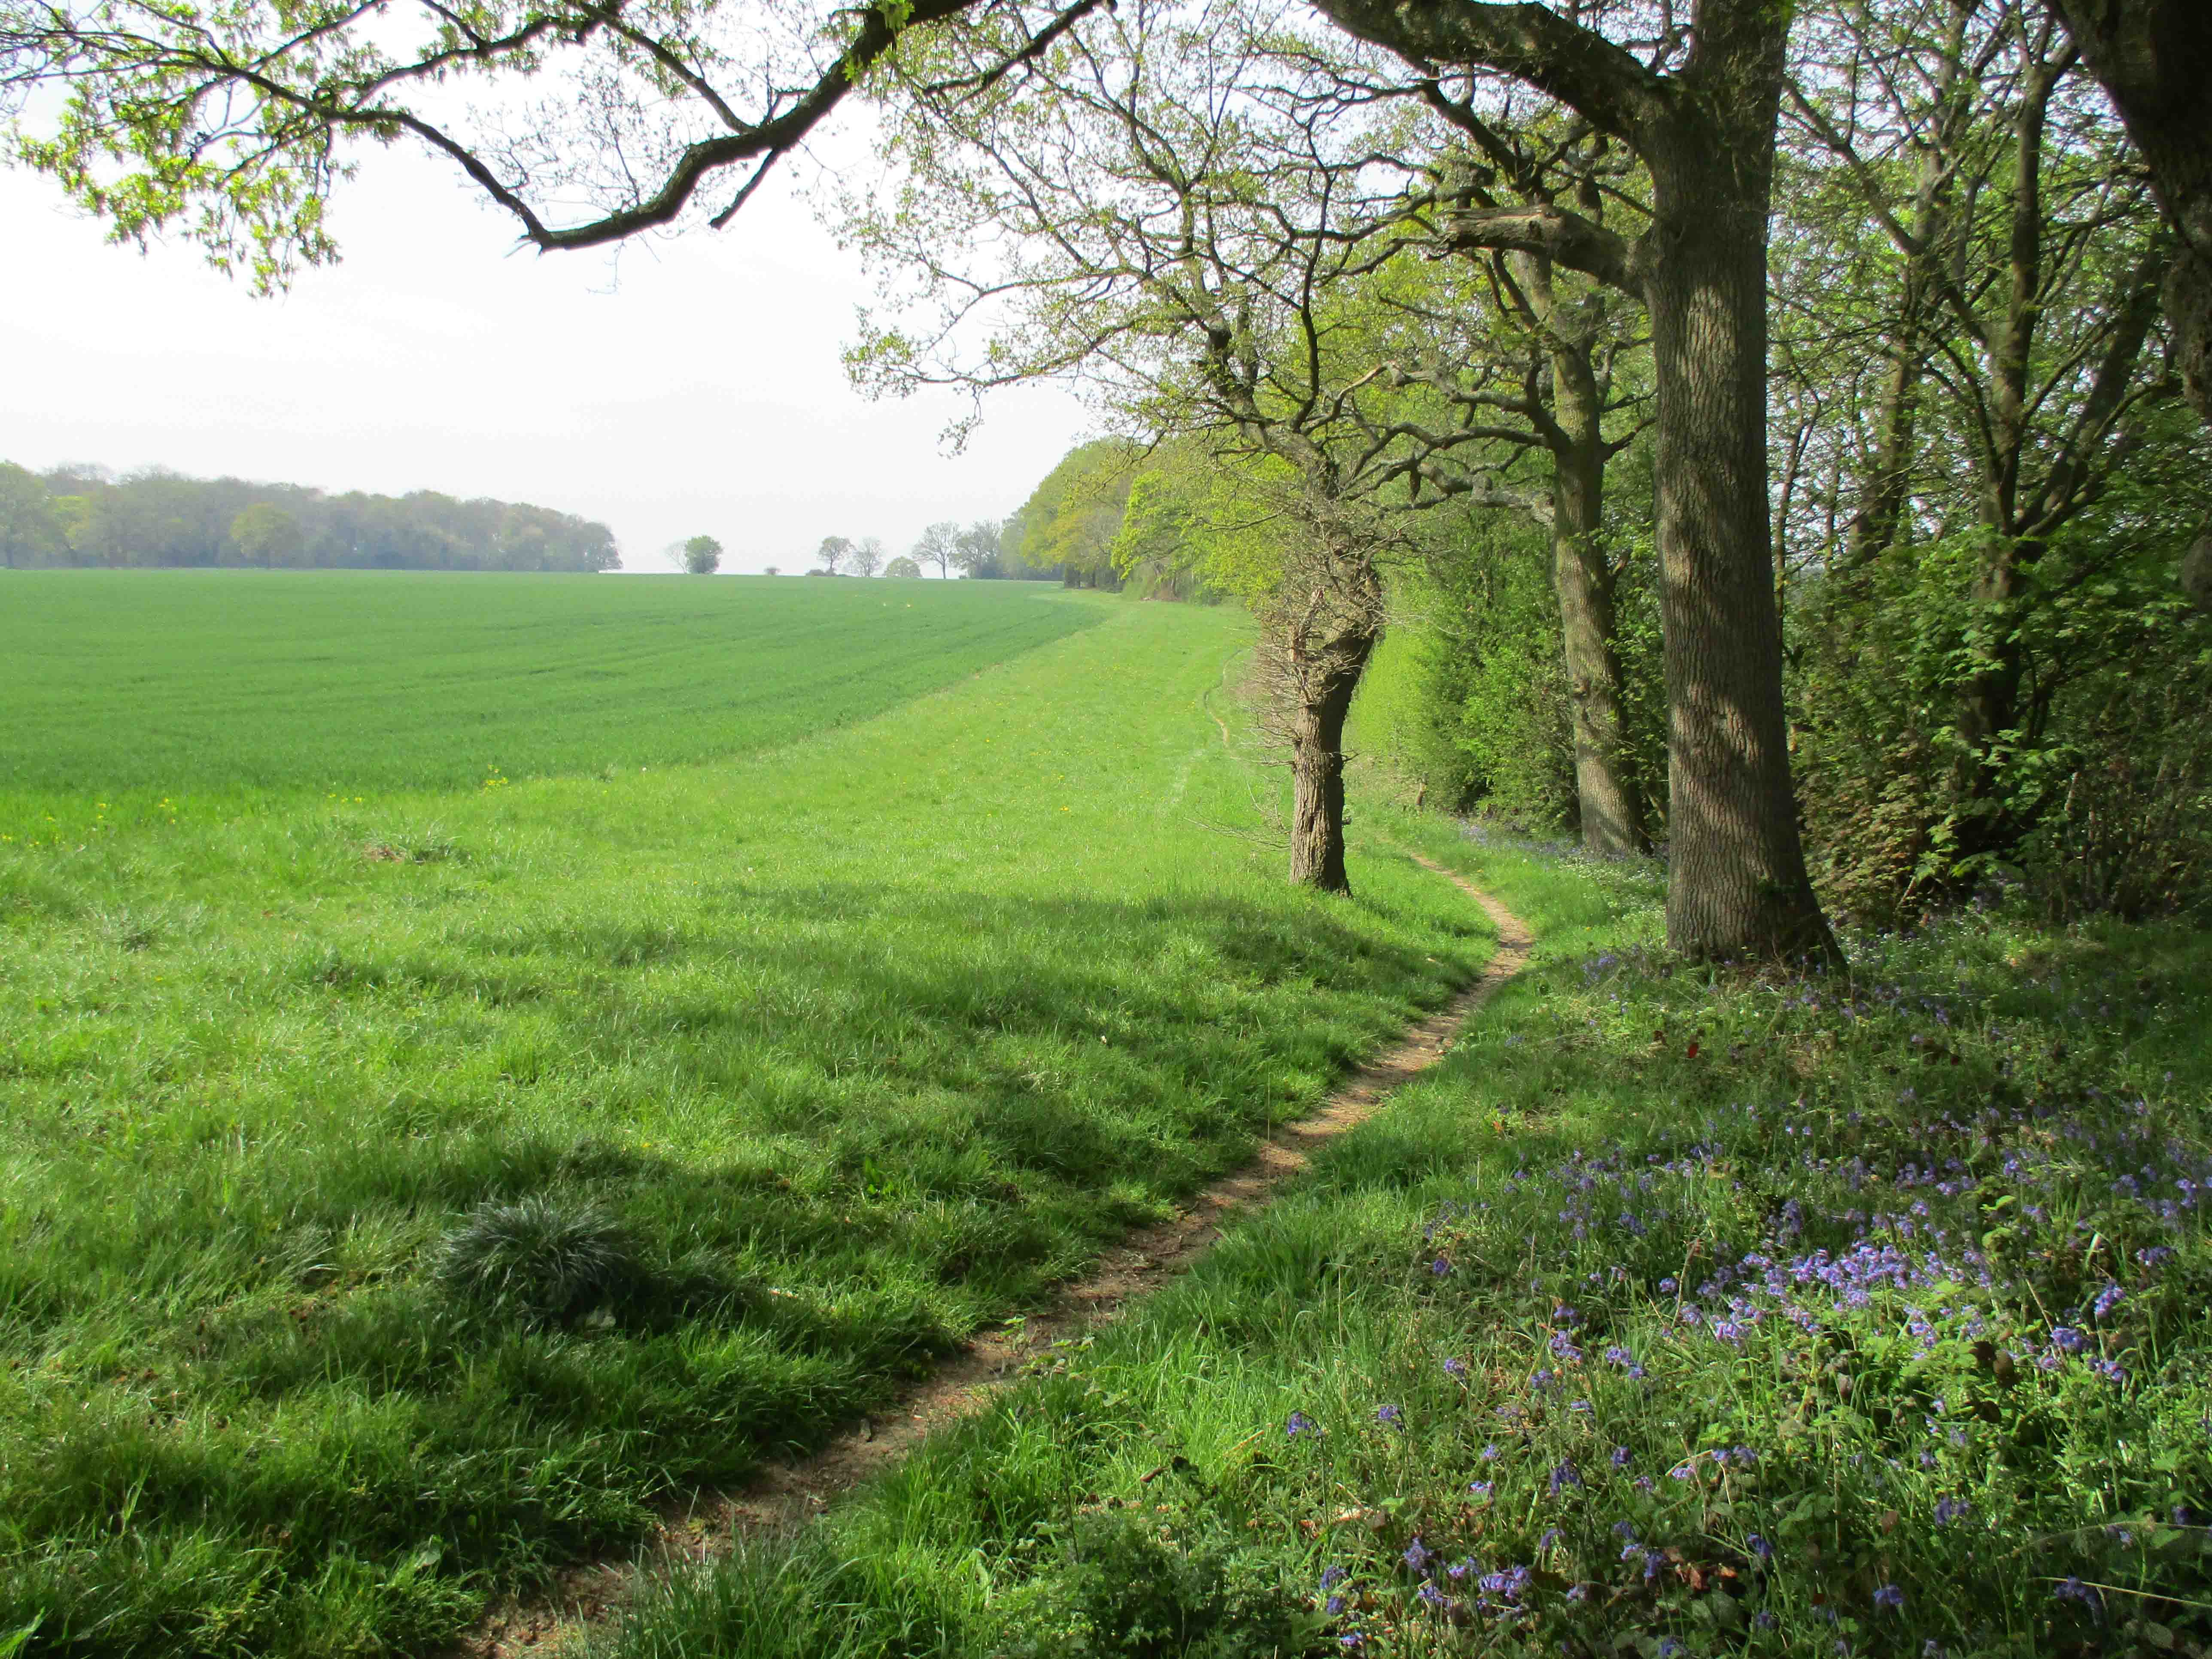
[0,461,620,573]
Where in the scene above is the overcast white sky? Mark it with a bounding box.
[0,145,1091,574]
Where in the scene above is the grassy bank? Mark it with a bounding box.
[600,814,2212,1659]
[0,592,1498,1656]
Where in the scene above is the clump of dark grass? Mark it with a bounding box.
[434,1194,646,1327]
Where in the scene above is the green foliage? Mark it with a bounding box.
[0,464,63,568]
[1791,488,2212,924]
[0,571,1099,797]
[1009,443,1137,587]
[0,592,1494,1656]
[885,556,924,579]
[0,462,617,571]
[1353,504,1663,834]
[609,814,2212,1659]
[228,502,304,568]
[989,1511,1315,1659]
[681,536,722,576]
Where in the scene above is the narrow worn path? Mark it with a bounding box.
[468,852,1530,1656]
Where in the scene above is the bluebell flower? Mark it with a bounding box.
[1286,1411,1320,1438]
[1747,1534,1774,1561]
[1611,1446,1632,1468]
[1468,1480,1494,1500]
[1376,1404,1404,1428]
[1443,1356,1469,1379]
[1320,1565,1346,1590]
[1934,1497,1970,1525]
[2092,1282,2126,1319]
[1431,1256,1452,1276]
[1325,1595,1345,1616]
[1401,1536,1433,1574]
[1549,1460,1583,1495]
[1480,1443,1499,1460]
[1874,1583,1905,1611]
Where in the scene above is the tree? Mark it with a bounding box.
[816,535,852,576]
[764,563,781,576]
[2043,0,2212,605]
[1,0,1112,282]
[1307,0,1839,961]
[681,534,723,574]
[0,462,62,567]
[1773,0,2188,909]
[911,521,960,578]
[851,536,886,577]
[229,501,305,568]
[884,554,923,577]
[954,520,1008,578]
[852,0,1521,891]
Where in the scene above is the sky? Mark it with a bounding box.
[0,145,1092,574]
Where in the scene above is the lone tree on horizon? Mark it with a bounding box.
[682,534,722,575]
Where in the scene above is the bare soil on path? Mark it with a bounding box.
[466,854,1531,1657]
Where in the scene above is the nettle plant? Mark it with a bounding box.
[1268,936,2212,1656]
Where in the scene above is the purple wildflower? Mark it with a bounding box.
[1401,1536,1433,1574]
[1376,1404,1404,1429]
[1874,1583,1905,1612]
[1286,1411,1319,1439]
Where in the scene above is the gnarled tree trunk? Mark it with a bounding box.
[1286,637,1375,893]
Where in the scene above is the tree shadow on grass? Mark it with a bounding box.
[0,876,1493,1652]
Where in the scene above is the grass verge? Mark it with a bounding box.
[596,812,2212,1659]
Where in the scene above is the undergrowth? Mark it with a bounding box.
[599,814,2212,1659]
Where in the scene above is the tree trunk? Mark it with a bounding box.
[1645,131,1839,964]
[2048,0,2212,606]
[1549,364,1648,859]
[2052,0,2212,426]
[1287,638,1373,895]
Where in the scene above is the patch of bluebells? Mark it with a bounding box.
[1291,918,2212,1654]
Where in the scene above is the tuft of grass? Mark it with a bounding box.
[434,1195,646,1327]
[599,811,2212,1659]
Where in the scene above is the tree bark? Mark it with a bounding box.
[2050,0,2212,427]
[2046,0,2212,607]
[1286,637,1373,894]
[1547,341,1649,860]
[1643,136,1835,961]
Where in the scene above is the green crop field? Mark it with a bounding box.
[0,574,1499,1658]
[0,571,1105,806]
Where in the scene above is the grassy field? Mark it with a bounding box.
[0,571,1103,807]
[0,576,1500,1657]
[599,821,2212,1659]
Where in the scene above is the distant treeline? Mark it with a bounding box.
[0,462,620,572]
